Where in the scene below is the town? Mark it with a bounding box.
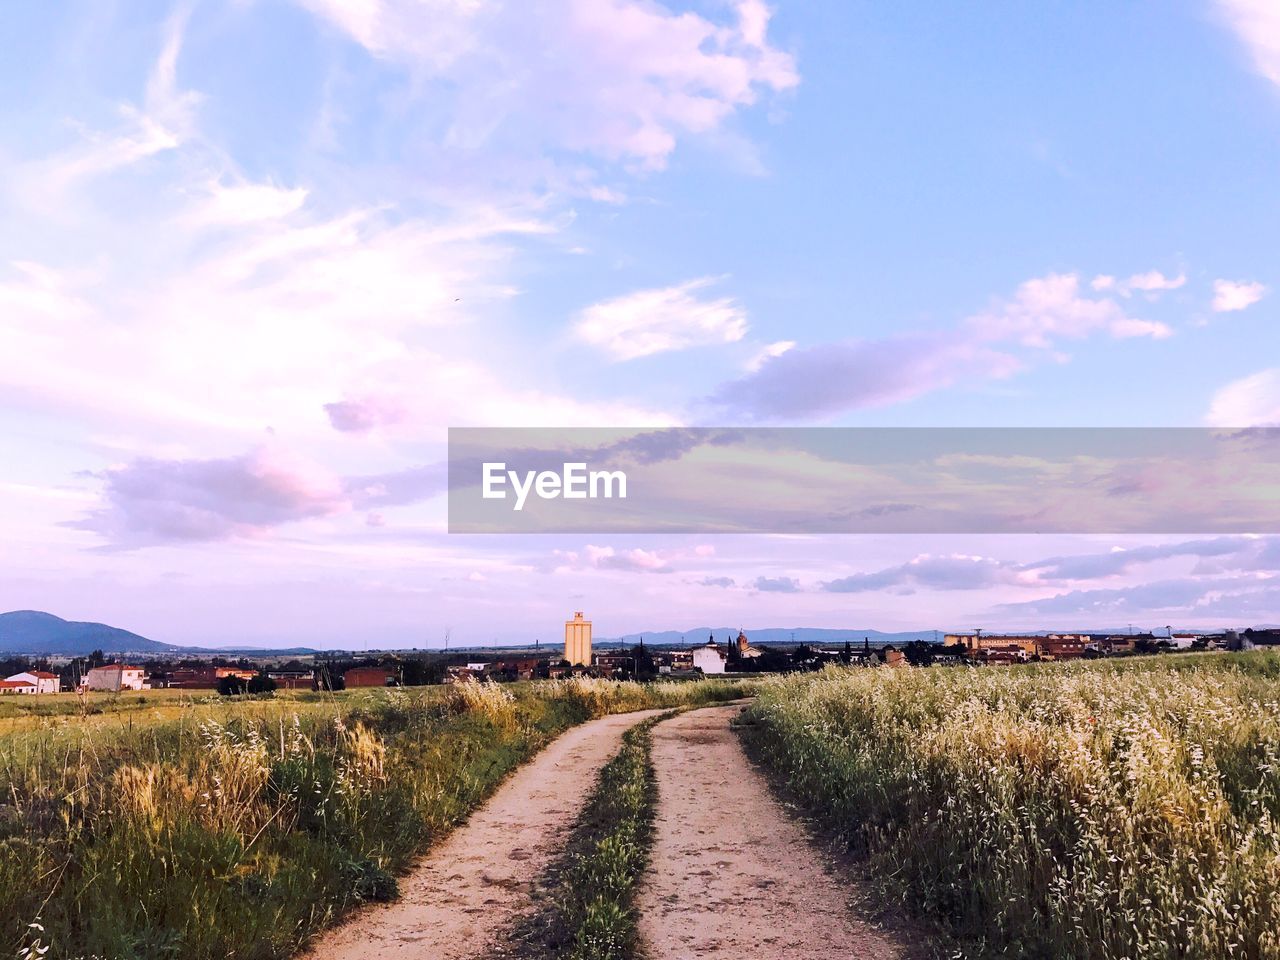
[3,610,1278,696]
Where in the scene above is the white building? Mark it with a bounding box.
[81,664,150,692]
[691,637,727,675]
[0,678,37,695]
[3,671,60,694]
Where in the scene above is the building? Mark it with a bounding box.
[594,652,635,678]
[81,664,149,692]
[489,658,543,681]
[946,634,1041,656]
[565,611,592,667]
[343,666,397,688]
[1036,634,1090,661]
[4,671,60,694]
[734,630,765,660]
[655,650,694,675]
[691,635,727,675]
[0,678,37,695]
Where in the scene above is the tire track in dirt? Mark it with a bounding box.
[636,703,909,959]
[304,708,665,960]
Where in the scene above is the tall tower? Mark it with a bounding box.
[565,611,593,666]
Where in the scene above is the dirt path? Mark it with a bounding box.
[636,703,908,960]
[305,708,664,960]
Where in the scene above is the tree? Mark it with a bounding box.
[218,675,247,696]
[247,673,277,694]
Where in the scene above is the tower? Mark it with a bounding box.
[565,611,593,666]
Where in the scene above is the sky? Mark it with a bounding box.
[2,0,1280,647]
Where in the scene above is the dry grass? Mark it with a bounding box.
[743,653,1280,959]
[1,679,746,960]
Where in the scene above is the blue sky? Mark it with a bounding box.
[2,0,1280,646]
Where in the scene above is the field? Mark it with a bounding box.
[742,653,1280,959]
[0,678,752,960]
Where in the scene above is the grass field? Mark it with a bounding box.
[742,653,1280,960]
[0,677,751,960]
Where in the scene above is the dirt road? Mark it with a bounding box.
[636,703,908,959]
[304,708,664,960]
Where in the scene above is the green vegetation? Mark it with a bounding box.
[0,677,751,960]
[513,715,664,960]
[742,653,1280,960]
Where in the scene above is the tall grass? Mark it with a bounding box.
[0,679,747,960]
[743,653,1280,960]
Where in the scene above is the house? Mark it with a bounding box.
[655,650,694,675]
[4,671,60,694]
[1036,634,1090,660]
[882,649,909,668]
[344,666,398,688]
[972,644,1030,666]
[691,636,727,675]
[268,671,314,690]
[0,678,37,695]
[81,664,149,692]
[490,657,543,681]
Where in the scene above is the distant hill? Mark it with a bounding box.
[0,611,179,655]
[595,627,939,647]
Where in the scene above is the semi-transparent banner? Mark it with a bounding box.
[447,427,1280,533]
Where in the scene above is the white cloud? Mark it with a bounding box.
[1125,269,1185,294]
[1088,269,1184,299]
[188,180,309,225]
[1215,0,1280,88]
[745,339,796,371]
[967,273,1171,347]
[292,0,798,170]
[1206,368,1280,426]
[1212,278,1266,312]
[575,277,749,361]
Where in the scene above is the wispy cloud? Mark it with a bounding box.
[292,0,798,171]
[1207,369,1280,426]
[1214,0,1280,88]
[575,277,749,361]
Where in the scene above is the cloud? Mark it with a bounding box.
[967,273,1171,346]
[1022,538,1252,581]
[992,577,1268,619]
[74,446,347,546]
[575,277,749,360]
[1214,0,1280,88]
[293,0,798,170]
[823,554,1017,593]
[745,339,796,371]
[711,271,1169,421]
[324,398,408,433]
[584,545,672,573]
[753,575,800,592]
[1207,369,1280,426]
[188,180,309,226]
[1212,278,1267,312]
[698,576,736,588]
[711,334,1020,420]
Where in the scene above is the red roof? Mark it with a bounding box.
[0,680,35,689]
[31,671,57,679]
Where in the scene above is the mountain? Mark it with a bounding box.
[0,611,179,655]
[595,627,940,647]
